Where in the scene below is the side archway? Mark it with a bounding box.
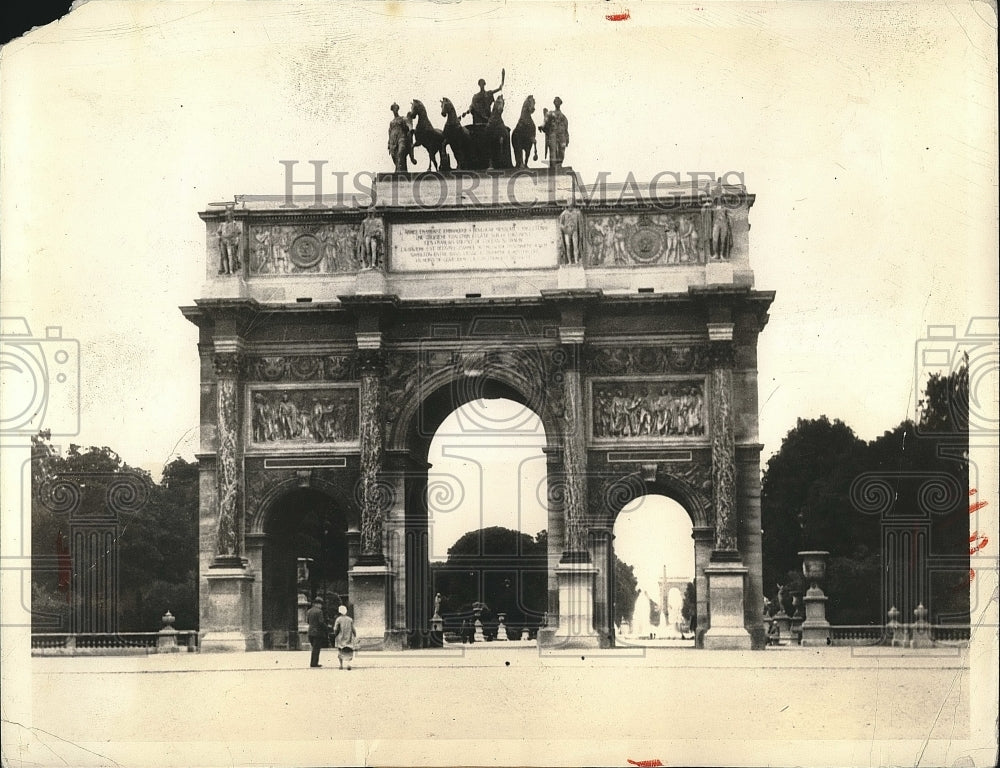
[588,470,713,647]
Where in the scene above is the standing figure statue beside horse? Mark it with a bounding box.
[399,70,557,173]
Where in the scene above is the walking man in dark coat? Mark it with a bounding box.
[306,597,327,668]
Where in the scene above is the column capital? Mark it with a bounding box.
[357,347,387,373]
[213,350,244,378]
[707,322,735,342]
[356,331,383,350]
[707,340,735,370]
[692,526,715,542]
[558,326,586,346]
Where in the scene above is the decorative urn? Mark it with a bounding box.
[798,550,829,594]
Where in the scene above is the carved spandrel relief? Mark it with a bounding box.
[591,380,706,440]
[382,346,566,430]
[248,223,359,275]
[586,211,722,266]
[249,387,359,446]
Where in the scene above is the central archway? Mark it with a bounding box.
[391,369,561,646]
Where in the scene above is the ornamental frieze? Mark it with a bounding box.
[248,223,360,275]
[246,354,356,382]
[586,345,710,375]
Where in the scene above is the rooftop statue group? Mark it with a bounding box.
[387,70,569,173]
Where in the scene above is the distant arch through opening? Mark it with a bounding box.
[612,494,696,646]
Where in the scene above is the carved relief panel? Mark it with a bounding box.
[246,384,360,449]
[585,208,732,266]
[589,377,708,442]
[247,223,360,275]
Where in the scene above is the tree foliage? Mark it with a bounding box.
[432,526,548,634]
[612,556,640,626]
[761,361,970,625]
[31,434,199,632]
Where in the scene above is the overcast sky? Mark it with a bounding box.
[2,1,996,496]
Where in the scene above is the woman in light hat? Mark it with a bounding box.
[332,604,357,670]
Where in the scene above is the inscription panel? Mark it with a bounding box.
[390,218,558,271]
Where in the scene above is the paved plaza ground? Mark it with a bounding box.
[11,644,995,768]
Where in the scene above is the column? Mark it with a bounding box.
[537,447,565,646]
[212,351,244,567]
[349,342,395,648]
[550,331,600,648]
[358,347,387,565]
[202,347,255,652]
[589,527,615,648]
[703,323,751,649]
[691,526,714,648]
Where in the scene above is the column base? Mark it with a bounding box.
[801,593,831,646]
[703,560,751,650]
[201,567,256,652]
[349,564,394,650]
[201,631,255,653]
[548,561,601,649]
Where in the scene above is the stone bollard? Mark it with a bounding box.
[157,610,181,653]
[887,606,907,647]
[429,613,444,648]
[910,603,934,648]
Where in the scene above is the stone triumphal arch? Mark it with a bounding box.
[182,168,774,651]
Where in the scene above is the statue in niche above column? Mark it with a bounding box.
[358,210,385,270]
[217,204,242,275]
[558,200,585,265]
[538,97,569,167]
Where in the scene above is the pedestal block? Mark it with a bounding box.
[703,563,751,649]
[557,263,587,290]
[349,565,394,650]
[548,561,601,649]
[706,262,735,285]
[773,611,792,639]
[429,615,444,647]
[800,588,831,646]
[356,269,389,295]
[201,567,257,652]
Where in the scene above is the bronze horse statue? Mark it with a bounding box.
[485,94,513,169]
[441,97,472,170]
[407,99,444,172]
[511,95,538,168]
